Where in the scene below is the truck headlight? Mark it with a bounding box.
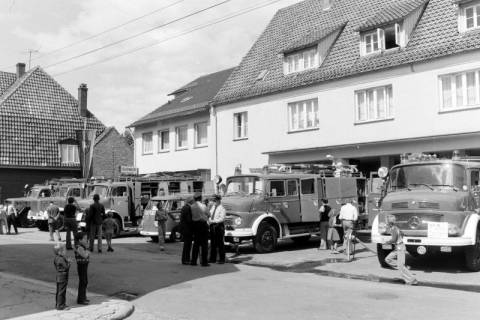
[448,224,460,236]
[234,217,242,226]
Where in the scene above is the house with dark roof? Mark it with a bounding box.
[0,63,108,200]
[211,0,480,178]
[129,68,234,179]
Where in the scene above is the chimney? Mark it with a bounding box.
[16,63,26,79]
[78,83,88,117]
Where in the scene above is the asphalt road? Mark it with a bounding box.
[1,228,480,319]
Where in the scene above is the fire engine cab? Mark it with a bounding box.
[223,164,366,253]
[371,153,480,271]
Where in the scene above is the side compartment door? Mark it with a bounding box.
[110,185,129,218]
[469,170,480,209]
[266,179,301,224]
[300,178,319,222]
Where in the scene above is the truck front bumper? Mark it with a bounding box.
[372,234,474,246]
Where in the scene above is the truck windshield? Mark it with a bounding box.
[389,164,465,191]
[88,185,109,198]
[226,176,264,195]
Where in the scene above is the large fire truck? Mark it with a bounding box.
[371,153,480,271]
[222,164,366,253]
[77,174,211,236]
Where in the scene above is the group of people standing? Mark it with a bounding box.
[0,203,19,235]
[179,193,226,266]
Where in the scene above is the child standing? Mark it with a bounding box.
[53,243,70,310]
[74,233,90,305]
[327,208,341,253]
[102,212,116,252]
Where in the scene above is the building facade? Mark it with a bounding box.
[130,68,234,180]
[212,0,480,179]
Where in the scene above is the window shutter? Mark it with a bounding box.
[377,28,385,50]
[359,35,365,56]
[459,7,466,32]
[394,23,401,46]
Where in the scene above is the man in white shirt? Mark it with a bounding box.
[191,194,210,266]
[338,199,358,233]
[7,203,18,234]
[208,194,227,264]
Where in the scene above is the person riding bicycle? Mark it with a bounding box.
[338,199,358,256]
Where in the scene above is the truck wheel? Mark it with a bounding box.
[376,244,393,268]
[254,222,277,253]
[465,227,480,272]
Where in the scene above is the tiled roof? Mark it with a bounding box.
[214,0,480,105]
[0,66,105,168]
[281,22,347,53]
[130,67,235,127]
[0,71,16,96]
[357,0,428,31]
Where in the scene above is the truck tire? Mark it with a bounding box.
[465,226,480,272]
[254,222,277,253]
[376,244,393,268]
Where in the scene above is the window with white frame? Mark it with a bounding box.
[284,47,319,74]
[176,126,188,150]
[355,85,393,122]
[440,69,480,111]
[158,129,169,152]
[60,144,79,164]
[233,112,248,140]
[460,2,480,31]
[142,132,153,154]
[288,98,320,131]
[362,24,401,55]
[194,122,208,147]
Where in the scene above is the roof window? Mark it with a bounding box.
[361,24,401,55]
[458,1,480,32]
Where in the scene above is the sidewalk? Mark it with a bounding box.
[0,272,133,320]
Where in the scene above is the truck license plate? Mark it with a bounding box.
[382,244,392,250]
[440,246,452,252]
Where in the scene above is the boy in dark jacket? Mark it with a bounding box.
[74,233,90,304]
[53,243,70,310]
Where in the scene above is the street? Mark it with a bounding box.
[1,228,480,319]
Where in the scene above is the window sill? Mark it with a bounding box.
[233,137,248,142]
[142,152,153,156]
[439,105,480,114]
[354,117,394,125]
[158,150,170,154]
[61,162,80,165]
[361,47,400,58]
[283,66,319,77]
[194,144,208,149]
[287,127,319,134]
[175,147,188,152]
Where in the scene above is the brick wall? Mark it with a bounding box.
[92,128,133,179]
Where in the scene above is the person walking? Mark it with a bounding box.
[318,199,331,250]
[190,193,210,267]
[74,232,90,304]
[53,243,70,310]
[87,194,105,253]
[384,215,418,285]
[0,205,8,235]
[180,197,194,264]
[47,201,61,241]
[103,212,117,252]
[155,205,168,251]
[338,199,358,251]
[208,194,226,264]
[63,197,78,250]
[7,202,18,235]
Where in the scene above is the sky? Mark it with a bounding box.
[0,0,302,132]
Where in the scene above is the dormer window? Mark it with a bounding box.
[361,24,401,55]
[459,1,480,32]
[284,47,319,74]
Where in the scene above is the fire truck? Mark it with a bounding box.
[371,153,480,271]
[222,164,366,253]
[77,174,211,236]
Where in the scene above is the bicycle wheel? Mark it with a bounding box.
[345,232,353,262]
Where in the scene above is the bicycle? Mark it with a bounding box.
[343,228,356,262]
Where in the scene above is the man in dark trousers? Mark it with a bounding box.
[63,197,78,250]
[208,194,226,264]
[180,196,194,264]
[190,193,210,266]
[6,203,18,235]
[87,194,105,253]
